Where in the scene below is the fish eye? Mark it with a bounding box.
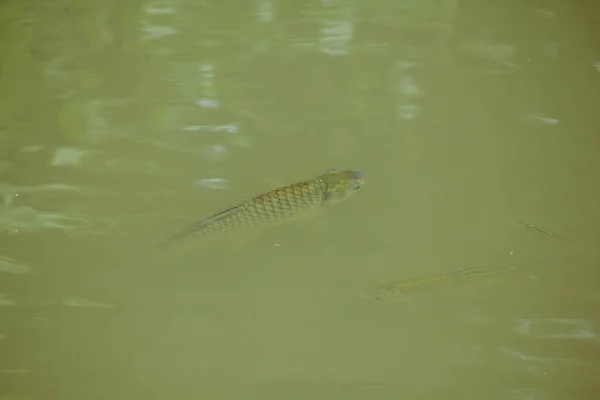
[349,180,362,190]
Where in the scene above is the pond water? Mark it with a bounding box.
[1,0,600,399]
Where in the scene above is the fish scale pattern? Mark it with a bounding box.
[160,179,329,250]
[248,181,328,224]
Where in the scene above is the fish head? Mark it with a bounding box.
[319,169,366,204]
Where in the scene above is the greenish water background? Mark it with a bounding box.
[1,0,600,399]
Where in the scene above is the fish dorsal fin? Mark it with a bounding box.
[160,202,246,247]
[188,202,246,228]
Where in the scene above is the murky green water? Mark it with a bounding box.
[2,0,600,399]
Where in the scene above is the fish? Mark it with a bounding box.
[361,265,523,303]
[516,220,569,241]
[160,169,365,251]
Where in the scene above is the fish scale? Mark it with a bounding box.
[159,169,364,251]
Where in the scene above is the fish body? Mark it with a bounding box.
[362,265,521,302]
[160,169,365,250]
[516,220,569,241]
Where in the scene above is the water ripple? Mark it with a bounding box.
[0,255,32,275]
[513,318,598,343]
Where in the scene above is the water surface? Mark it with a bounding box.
[1,0,600,399]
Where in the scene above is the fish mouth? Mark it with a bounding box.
[352,171,366,190]
[346,170,366,190]
[323,169,366,192]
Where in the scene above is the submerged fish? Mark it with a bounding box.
[362,265,523,303]
[160,169,365,250]
[516,220,569,241]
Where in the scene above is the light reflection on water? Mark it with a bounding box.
[1,0,600,399]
